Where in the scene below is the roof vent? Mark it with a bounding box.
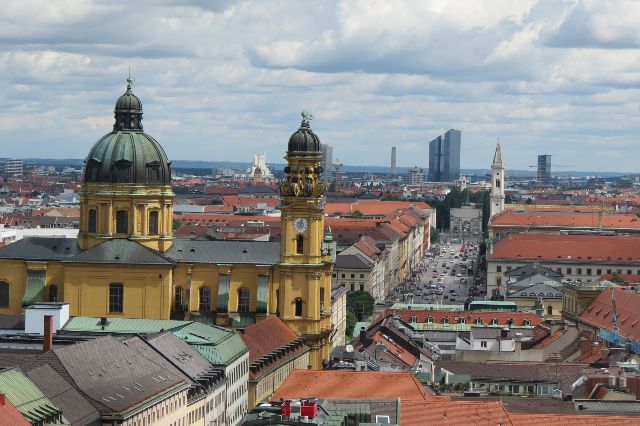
[242,249,248,254]
[190,248,196,253]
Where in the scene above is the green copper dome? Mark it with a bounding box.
[83,79,171,185]
[288,114,321,156]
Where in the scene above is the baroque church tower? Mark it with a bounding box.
[78,78,174,252]
[490,142,505,219]
[278,113,334,368]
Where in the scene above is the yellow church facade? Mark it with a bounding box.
[0,81,333,367]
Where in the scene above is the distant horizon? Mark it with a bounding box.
[12,157,634,177]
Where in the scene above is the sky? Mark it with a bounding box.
[1,0,639,172]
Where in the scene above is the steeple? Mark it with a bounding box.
[489,141,505,219]
[493,142,503,165]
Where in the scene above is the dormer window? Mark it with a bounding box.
[147,161,162,183]
[113,160,131,183]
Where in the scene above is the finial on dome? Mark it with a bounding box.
[126,68,135,91]
[301,111,314,127]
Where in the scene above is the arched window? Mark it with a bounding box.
[294,297,303,316]
[547,305,553,315]
[496,179,501,188]
[0,281,9,308]
[475,318,483,325]
[199,287,211,312]
[174,286,184,311]
[88,209,97,233]
[296,235,304,255]
[109,283,123,313]
[427,316,433,323]
[460,317,466,324]
[443,317,449,324]
[491,318,498,325]
[48,284,58,302]
[237,288,250,313]
[116,210,128,234]
[148,210,159,235]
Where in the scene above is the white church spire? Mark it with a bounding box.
[490,141,505,219]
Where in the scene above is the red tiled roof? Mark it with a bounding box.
[241,317,299,364]
[509,413,639,425]
[401,400,513,426]
[491,209,640,230]
[579,286,640,341]
[532,330,564,349]
[382,309,543,327]
[271,370,432,401]
[240,316,308,380]
[0,395,31,426]
[325,200,431,216]
[490,234,640,263]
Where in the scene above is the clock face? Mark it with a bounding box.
[294,217,308,233]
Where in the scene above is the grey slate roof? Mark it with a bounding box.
[51,335,190,414]
[65,239,172,265]
[0,237,80,261]
[146,332,219,380]
[26,364,101,425]
[335,253,374,270]
[0,236,280,266]
[166,239,280,264]
[508,282,563,299]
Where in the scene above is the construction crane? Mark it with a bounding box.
[333,159,343,192]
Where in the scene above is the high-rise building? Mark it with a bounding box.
[2,159,23,177]
[391,147,397,176]
[402,167,423,185]
[427,129,461,182]
[537,154,551,184]
[321,144,333,175]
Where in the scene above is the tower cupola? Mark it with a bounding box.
[114,77,143,132]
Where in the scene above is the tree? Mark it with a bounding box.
[609,274,625,285]
[352,210,364,218]
[430,227,440,243]
[346,290,374,321]
[345,309,357,338]
[173,219,182,231]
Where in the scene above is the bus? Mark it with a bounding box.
[468,301,518,312]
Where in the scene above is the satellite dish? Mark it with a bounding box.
[345,344,354,353]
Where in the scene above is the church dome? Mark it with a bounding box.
[82,79,171,185]
[287,114,321,156]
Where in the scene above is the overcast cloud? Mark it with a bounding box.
[0,0,639,172]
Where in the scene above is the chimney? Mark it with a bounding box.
[579,337,592,356]
[359,327,368,347]
[0,393,5,406]
[43,315,53,353]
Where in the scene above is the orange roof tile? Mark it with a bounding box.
[271,370,432,401]
[0,395,31,426]
[401,400,513,426]
[491,209,640,230]
[579,286,640,341]
[490,234,640,263]
[383,309,542,327]
[241,317,300,364]
[509,413,639,425]
[326,200,431,216]
[532,330,564,349]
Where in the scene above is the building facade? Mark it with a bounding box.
[537,154,551,184]
[0,82,335,371]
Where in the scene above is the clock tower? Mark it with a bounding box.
[278,112,334,369]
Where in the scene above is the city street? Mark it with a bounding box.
[391,235,482,307]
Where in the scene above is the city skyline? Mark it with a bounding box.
[1,1,640,172]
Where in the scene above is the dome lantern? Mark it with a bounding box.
[113,77,143,132]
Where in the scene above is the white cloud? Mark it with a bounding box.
[0,0,638,172]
